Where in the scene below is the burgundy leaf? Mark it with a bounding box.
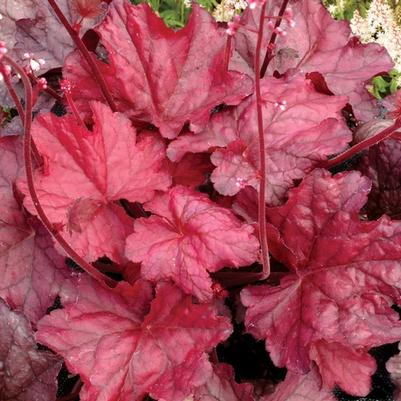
[0,1,35,54]
[357,134,401,219]
[125,185,259,301]
[169,76,350,205]
[36,277,232,401]
[241,169,401,375]
[19,101,171,263]
[0,299,61,401]
[64,0,253,138]
[0,0,107,77]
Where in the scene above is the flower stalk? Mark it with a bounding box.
[260,0,290,77]
[255,1,270,278]
[1,54,117,289]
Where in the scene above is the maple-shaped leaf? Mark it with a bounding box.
[169,76,350,205]
[0,137,67,324]
[386,344,401,400]
[262,368,336,401]
[241,169,401,376]
[0,299,61,401]
[234,0,393,120]
[64,0,253,138]
[192,363,255,401]
[125,185,259,301]
[309,340,376,396]
[19,101,171,263]
[36,277,232,401]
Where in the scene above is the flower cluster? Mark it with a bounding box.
[351,0,401,72]
[212,0,248,22]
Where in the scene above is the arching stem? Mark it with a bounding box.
[1,55,116,288]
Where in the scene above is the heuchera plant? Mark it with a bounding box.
[2,0,401,400]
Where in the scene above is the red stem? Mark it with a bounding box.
[322,118,401,169]
[260,0,290,78]
[255,2,270,279]
[224,35,232,71]
[1,55,116,288]
[47,0,117,112]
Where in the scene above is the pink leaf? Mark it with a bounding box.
[64,0,253,138]
[125,185,259,301]
[193,363,255,401]
[0,299,61,401]
[262,368,336,401]
[241,169,401,374]
[235,0,393,120]
[36,278,232,401]
[19,101,171,263]
[170,76,350,205]
[309,340,376,396]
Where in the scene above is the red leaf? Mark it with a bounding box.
[36,278,232,401]
[125,185,259,301]
[241,169,401,375]
[19,101,171,263]
[193,363,255,401]
[169,76,350,205]
[309,340,376,396]
[262,368,336,401]
[0,299,61,401]
[64,0,253,138]
[0,137,67,324]
[235,0,393,120]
